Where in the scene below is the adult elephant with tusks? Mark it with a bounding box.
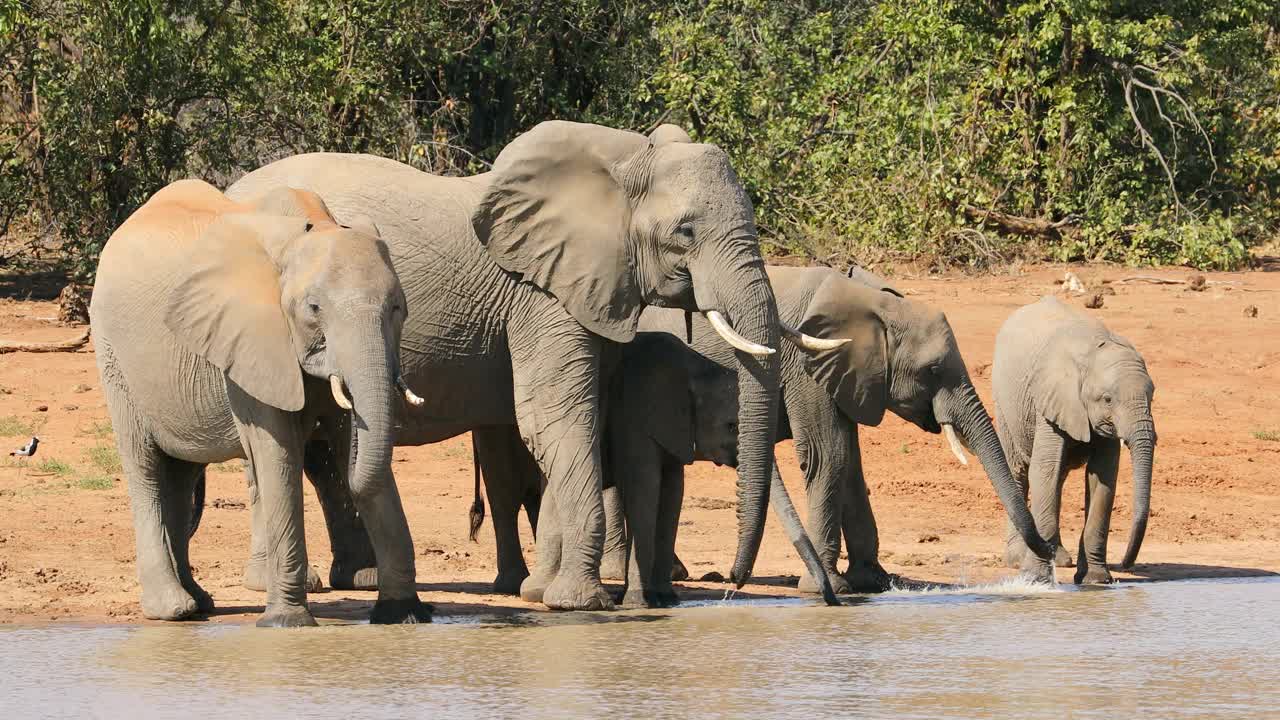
[226,121,788,612]
[602,265,1058,592]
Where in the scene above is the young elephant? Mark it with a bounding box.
[993,296,1156,584]
[606,332,837,607]
[90,179,426,626]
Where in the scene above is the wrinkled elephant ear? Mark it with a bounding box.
[1034,345,1090,443]
[471,121,651,343]
[164,213,306,412]
[797,274,889,426]
[648,123,692,145]
[618,337,695,464]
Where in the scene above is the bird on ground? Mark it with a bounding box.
[9,436,39,457]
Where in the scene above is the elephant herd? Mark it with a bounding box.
[88,121,1156,627]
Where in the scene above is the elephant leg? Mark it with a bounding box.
[226,392,316,628]
[795,421,854,595]
[599,485,629,581]
[650,459,684,607]
[1019,418,1068,583]
[840,427,889,593]
[508,304,612,611]
[520,485,562,603]
[243,464,324,593]
[162,457,214,614]
[1075,440,1119,584]
[305,414,375,591]
[616,439,664,609]
[473,425,535,595]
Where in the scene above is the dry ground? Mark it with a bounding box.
[1,264,1277,624]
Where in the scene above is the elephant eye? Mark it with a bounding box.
[1103,394,1113,405]
[675,222,696,242]
[308,302,321,315]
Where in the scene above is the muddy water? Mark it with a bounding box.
[2,577,1277,719]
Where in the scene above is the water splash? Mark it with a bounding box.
[885,574,1066,597]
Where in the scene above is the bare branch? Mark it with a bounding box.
[0,329,90,354]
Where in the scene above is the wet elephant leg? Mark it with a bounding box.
[520,486,562,603]
[163,458,214,613]
[473,425,537,595]
[616,438,663,609]
[1075,439,1119,584]
[650,459,684,606]
[840,427,890,592]
[795,421,854,595]
[1019,418,1068,583]
[599,485,629,581]
[305,415,376,591]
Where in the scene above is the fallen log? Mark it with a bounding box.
[960,205,1073,238]
[0,328,90,354]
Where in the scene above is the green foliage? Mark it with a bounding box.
[1252,429,1280,442]
[81,420,113,439]
[0,415,35,436]
[86,444,122,474]
[76,475,114,490]
[1,0,1277,273]
[35,457,71,476]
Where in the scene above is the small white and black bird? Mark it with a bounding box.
[9,436,39,458]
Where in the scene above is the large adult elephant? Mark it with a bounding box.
[993,296,1156,584]
[90,179,418,626]
[604,265,1055,592]
[226,121,786,611]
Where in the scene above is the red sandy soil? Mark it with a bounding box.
[1,264,1276,625]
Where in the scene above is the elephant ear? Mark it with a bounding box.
[1033,346,1090,443]
[797,274,889,426]
[619,336,695,464]
[164,213,306,412]
[472,121,650,343]
[845,265,904,298]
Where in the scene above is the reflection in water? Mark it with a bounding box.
[1,578,1278,719]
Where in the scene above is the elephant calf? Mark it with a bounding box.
[603,333,836,607]
[994,296,1156,584]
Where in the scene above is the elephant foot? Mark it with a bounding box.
[244,561,323,593]
[141,583,201,621]
[670,554,689,582]
[542,575,615,611]
[370,596,433,624]
[799,569,852,595]
[492,568,530,596]
[618,587,648,609]
[256,603,318,628]
[1019,557,1056,585]
[1054,545,1075,568]
[1004,541,1028,569]
[599,549,628,582]
[843,562,892,593]
[651,585,681,608]
[329,563,378,591]
[519,572,554,604]
[1074,565,1114,585]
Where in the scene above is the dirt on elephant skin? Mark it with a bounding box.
[0,263,1277,624]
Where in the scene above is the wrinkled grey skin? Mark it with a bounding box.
[91,180,418,626]
[227,121,783,610]
[602,265,1055,593]
[603,333,837,608]
[994,297,1156,584]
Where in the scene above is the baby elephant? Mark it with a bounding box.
[606,333,836,607]
[994,297,1156,584]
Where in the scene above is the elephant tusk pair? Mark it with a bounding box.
[780,323,852,352]
[397,375,425,406]
[329,375,353,410]
[704,310,775,356]
[941,423,969,466]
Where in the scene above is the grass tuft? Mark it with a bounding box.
[36,458,73,476]
[0,415,36,437]
[82,420,113,439]
[76,475,114,490]
[86,444,122,474]
[1252,429,1280,442]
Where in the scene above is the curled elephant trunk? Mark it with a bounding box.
[1121,420,1155,568]
[937,384,1055,561]
[698,254,781,589]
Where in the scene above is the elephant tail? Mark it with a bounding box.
[188,467,206,539]
[468,440,485,542]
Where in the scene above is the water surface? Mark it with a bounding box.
[2,577,1277,719]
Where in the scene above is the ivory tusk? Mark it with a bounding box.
[704,310,775,356]
[781,323,852,351]
[329,375,353,410]
[397,376,424,406]
[941,423,968,466]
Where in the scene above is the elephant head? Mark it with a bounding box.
[788,268,1054,561]
[472,121,781,586]
[1036,332,1156,568]
[165,187,411,500]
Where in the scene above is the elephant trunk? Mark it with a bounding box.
[699,252,781,588]
[938,383,1055,561]
[1121,418,1155,568]
[335,319,399,501]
